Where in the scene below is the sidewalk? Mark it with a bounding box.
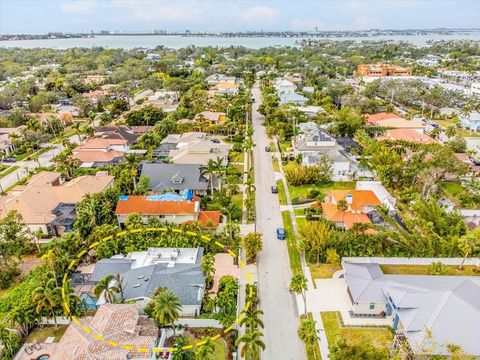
[312,312,330,359]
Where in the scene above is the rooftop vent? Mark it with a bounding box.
[133,284,141,288]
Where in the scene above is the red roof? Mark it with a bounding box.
[365,112,401,124]
[198,211,222,228]
[115,196,198,215]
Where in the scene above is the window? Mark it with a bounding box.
[369,303,375,309]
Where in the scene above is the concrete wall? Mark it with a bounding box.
[342,257,480,267]
[353,301,388,315]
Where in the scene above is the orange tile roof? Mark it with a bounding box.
[321,203,372,229]
[73,150,125,163]
[326,190,381,211]
[115,196,198,215]
[198,210,222,228]
[377,129,435,144]
[76,138,127,150]
[365,112,401,124]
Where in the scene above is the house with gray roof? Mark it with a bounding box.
[279,92,308,105]
[343,261,480,357]
[138,161,209,194]
[89,247,205,317]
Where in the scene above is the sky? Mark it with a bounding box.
[1,0,479,34]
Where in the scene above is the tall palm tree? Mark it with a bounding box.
[445,125,457,139]
[201,253,215,285]
[94,274,120,304]
[213,157,224,191]
[41,249,59,286]
[201,159,217,193]
[240,308,264,331]
[336,199,348,230]
[32,278,62,327]
[236,329,266,360]
[290,274,308,315]
[195,336,215,360]
[113,273,125,302]
[6,303,37,337]
[62,279,81,317]
[298,317,321,360]
[154,289,182,336]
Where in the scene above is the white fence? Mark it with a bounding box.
[175,318,222,328]
[342,257,480,267]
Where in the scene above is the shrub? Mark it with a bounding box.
[0,265,20,289]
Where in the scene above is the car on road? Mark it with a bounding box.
[4,157,16,163]
[211,139,221,144]
[265,146,270,152]
[276,228,286,240]
[271,185,278,194]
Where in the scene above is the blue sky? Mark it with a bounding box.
[1,0,479,34]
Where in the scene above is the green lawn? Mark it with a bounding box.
[380,264,480,276]
[288,181,356,204]
[15,152,29,161]
[276,180,288,205]
[301,313,322,360]
[441,182,480,208]
[281,211,302,276]
[433,119,480,137]
[294,208,305,216]
[272,157,280,172]
[309,264,342,280]
[25,326,68,343]
[231,193,243,210]
[321,312,393,351]
[279,140,292,153]
[184,333,227,360]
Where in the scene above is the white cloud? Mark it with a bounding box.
[60,1,97,14]
[240,5,280,24]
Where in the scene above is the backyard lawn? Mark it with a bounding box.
[184,332,227,360]
[433,119,480,137]
[288,181,355,204]
[309,264,342,280]
[381,264,480,276]
[281,211,302,276]
[321,312,393,351]
[441,182,480,208]
[25,326,68,343]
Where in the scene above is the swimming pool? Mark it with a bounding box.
[80,294,98,310]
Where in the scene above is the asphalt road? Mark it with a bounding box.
[252,82,305,360]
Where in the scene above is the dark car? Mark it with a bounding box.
[211,139,221,144]
[271,185,278,194]
[265,146,270,152]
[4,157,16,163]
[276,228,286,240]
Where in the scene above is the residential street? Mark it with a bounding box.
[0,143,63,192]
[252,82,305,360]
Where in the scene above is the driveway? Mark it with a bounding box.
[306,278,352,313]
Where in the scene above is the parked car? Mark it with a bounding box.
[265,146,270,152]
[271,185,278,194]
[276,228,286,240]
[4,157,16,163]
[211,139,221,144]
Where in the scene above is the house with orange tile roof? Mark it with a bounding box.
[377,129,436,144]
[366,113,427,134]
[73,138,128,168]
[14,304,158,360]
[0,171,114,236]
[357,63,412,77]
[320,190,381,231]
[115,193,222,228]
[194,111,227,126]
[209,79,240,96]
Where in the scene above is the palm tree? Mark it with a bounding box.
[458,231,480,269]
[240,308,264,331]
[41,249,59,286]
[290,274,308,315]
[172,335,195,360]
[445,125,457,139]
[0,324,20,359]
[113,273,125,302]
[32,278,62,327]
[62,279,81,317]
[6,303,37,337]
[298,317,321,360]
[202,159,217,193]
[201,253,215,286]
[195,336,215,360]
[236,329,266,360]
[154,289,182,336]
[94,274,120,304]
[213,157,224,191]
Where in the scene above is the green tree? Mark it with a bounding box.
[194,336,215,360]
[201,253,215,287]
[32,278,62,327]
[240,308,264,331]
[171,335,195,360]
[94,274,120,303]
[242,232,263,263]
[290,274,308,315]
[153,289,182,336]
[326,248,340,265]
[0,210,31,267]
[427,261,449,275]
[0,324,22,359]
[236,329,266,360]
[336,200,348,230]
[458,230,480,269]
[6,302,37,337]
[298,317,321,360]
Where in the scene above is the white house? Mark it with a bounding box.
[274,78,296,95]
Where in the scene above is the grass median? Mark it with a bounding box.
[281,210,302,276]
